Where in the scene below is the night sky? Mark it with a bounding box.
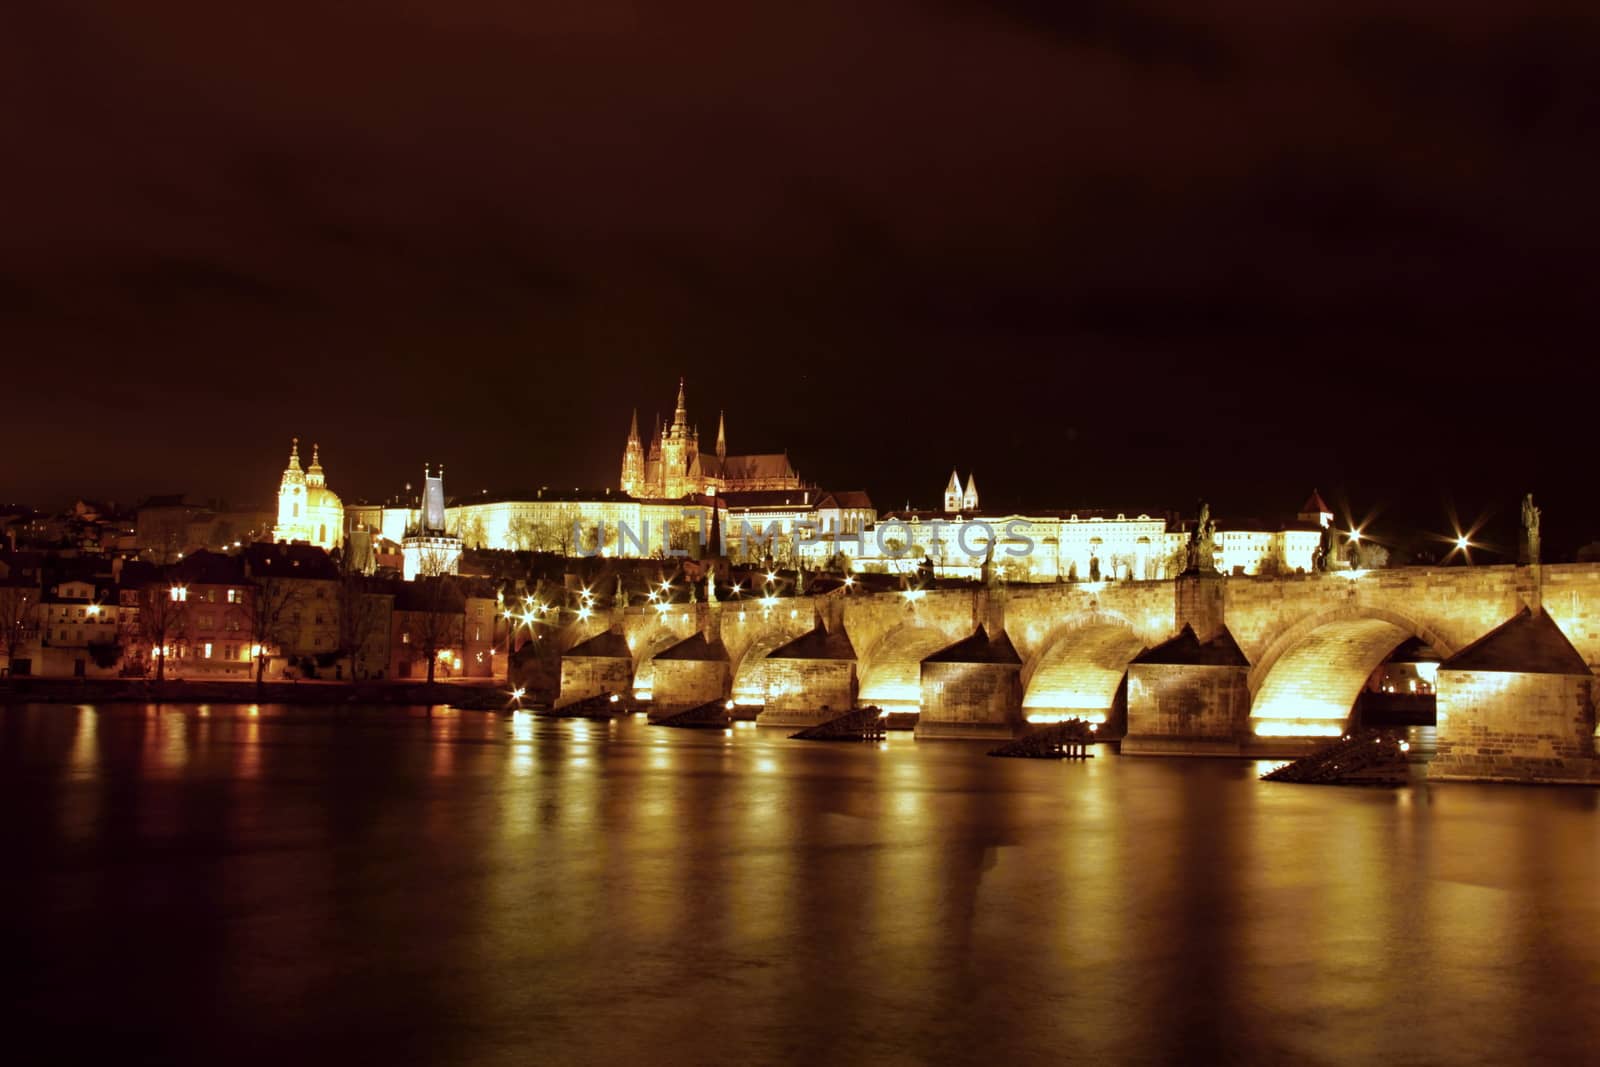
[7,2,1600,558]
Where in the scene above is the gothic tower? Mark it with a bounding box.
[661,377,690,499]
[962,473,979,512]
[716,411,727,461]
[620,409,644,496]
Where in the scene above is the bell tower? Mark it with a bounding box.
[943,469,963,514]
[273,437,308,542]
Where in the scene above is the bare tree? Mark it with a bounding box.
[508,515,539,552]
[541,505,582,556]
[408,576,464,684]
[336,573,386,681]
[242,579,301,689]
[140,581,191,685]
[0,583,37,675]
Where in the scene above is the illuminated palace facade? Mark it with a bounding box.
[797,480,1329,581]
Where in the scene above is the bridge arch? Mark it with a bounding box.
[858,623,958,711]
[730,625,814,706]
[1248,607,1457,737]
[629,626,690,701]
[1021,616,1145,726]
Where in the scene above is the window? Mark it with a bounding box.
[402,632,410,644]
[227,589,241,604]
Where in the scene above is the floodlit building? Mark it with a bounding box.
[402,466,463,581]
[272,439,344,551]
[620,379,804,500]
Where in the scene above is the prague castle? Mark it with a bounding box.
[621,379,803,499]
[273,438,343,550]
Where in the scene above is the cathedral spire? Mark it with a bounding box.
[716,410,726,461]
[628,408,640,443]
[673,377,688,429]
[286,437,303,473]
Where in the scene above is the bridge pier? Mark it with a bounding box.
[753,624,859,728]
[1429,609,1599,784]
[1122,625,1252,756]
[645,633,730,719]
[914,626,1025,740]
[557,630,633,708]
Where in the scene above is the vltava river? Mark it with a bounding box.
[2,703,1597,1065]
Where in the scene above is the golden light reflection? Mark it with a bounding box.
[68,705,98,776]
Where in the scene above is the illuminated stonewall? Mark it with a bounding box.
[1430,609,1598,784]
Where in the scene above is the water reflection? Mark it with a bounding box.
[0,703,1597,1065]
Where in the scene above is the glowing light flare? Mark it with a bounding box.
[1024,710,1107,725]
[1252,720,1345,737]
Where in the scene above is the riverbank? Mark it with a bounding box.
[0,676,518,710]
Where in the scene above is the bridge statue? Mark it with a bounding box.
[1522,493,1541,566]
[1188,502,1217,574]
[615,573,626,606]
[706,566,717,604]
[1315,523,1333,572]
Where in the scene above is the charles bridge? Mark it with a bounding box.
[549,564,1600,784]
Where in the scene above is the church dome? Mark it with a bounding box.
[305,483,343,513]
